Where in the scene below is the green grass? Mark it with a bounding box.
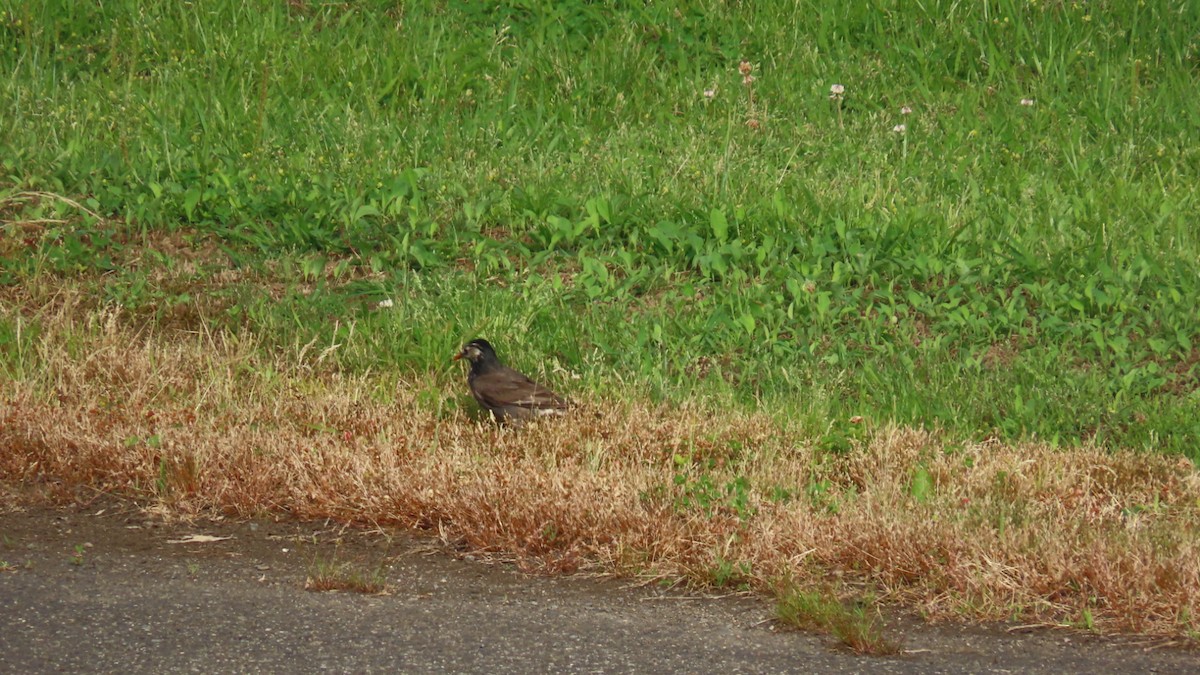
[305,553,389,595]
[3,0,1200,455]
[775,584,901,655]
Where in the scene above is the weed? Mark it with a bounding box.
[805,479,839,515]
[775,584,901,656]
[305,555,388,595]
[670,455,757,520]
[710,556,752,591]
[1079,607,1095,631]
[908,465,934,504]
[767,486,795,504]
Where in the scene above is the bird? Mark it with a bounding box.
[452,338,569,425]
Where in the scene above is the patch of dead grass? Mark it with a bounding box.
[2,303,1199,639]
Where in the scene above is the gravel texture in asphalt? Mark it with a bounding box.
[1,501,1196,674]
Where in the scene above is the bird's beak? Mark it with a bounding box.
[452,352,463,361]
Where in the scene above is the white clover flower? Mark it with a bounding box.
[900,105,912,115]
[377,298,394,309]
[830,83,845,96]
[1020,98,1035,106]
[703,88,716,100]
[892,124,906,133]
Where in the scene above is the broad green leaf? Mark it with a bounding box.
[710,208,729,243]
[183,187,202,220]
[909,467,933,503]
[738,313,756,335]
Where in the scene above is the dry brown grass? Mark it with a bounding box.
[3,295,1200,639]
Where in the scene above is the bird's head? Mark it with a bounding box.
[453,339,497,365]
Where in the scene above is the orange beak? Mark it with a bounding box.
[452,352,463,361]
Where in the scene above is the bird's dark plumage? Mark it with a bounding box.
[453,339,568,424]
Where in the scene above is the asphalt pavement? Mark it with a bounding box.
[1,503,1196,674]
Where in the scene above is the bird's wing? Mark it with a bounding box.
[472,368,568,410]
